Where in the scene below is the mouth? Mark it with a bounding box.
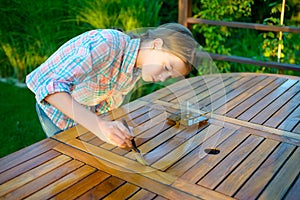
[151,76,156,82]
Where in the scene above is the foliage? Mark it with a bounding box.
[0,0,161,82]
[192,0,254,73]
[260,1,300,69]
[0,0,83,82]
[76,0,161,30]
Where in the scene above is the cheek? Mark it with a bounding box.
[142,64,162,75]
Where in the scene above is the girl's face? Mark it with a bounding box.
[136,39,188,82]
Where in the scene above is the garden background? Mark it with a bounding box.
[0,0,299,157]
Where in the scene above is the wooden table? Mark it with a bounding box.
[1,73,299,200]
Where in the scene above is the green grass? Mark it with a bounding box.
[0,81,45,158]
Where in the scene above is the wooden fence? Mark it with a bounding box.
[178,0,300,72]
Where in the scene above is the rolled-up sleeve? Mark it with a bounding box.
[26,49,90,103]
[26,31,110,103]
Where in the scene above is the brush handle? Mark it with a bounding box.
[121,118,139,152]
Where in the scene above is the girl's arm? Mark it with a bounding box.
[45,92,132,148]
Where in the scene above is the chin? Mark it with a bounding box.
[142,75,152,82]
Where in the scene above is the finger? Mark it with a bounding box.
[115,121,133,139]
[124,138,132,148]
[108,132,126,147]
[114,137,132,148]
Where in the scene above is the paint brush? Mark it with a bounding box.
[121,118,148,166]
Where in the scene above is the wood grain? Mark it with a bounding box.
[216,139,279,196]
[257,147,300,199]
[0,155,71,196]
[2,160,84,199]
[235,142,296,200]
[197,135,264,189]
[25,165,96,199]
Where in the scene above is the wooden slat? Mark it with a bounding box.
[186,18,300,33]
[238,79,297,121]
[77,131,96,142]
[171,73,243,106]
[209,75,267,114]
[63,139,177,185]
[2,160,84,200]
[212,115,300,146]
[197,135,264,189]
[180,129,249,182]
[103,182,139,200]
[293,123,300,134]
[154,99,300,144]
[151,124,220,170]
[216,76,277,115]
[171,180,235,200]
[0,150,60,184]
[226,77,287,118]
[251,81,300,125]
[166,126,238,177]
[258,147,300,199]
[128,189,156,200]
[54,142,227,200]
[216,139,279,196]
[209,53,300,71]
[125,126,186,162]
[160,76,219,102]
[77,176,125,200]
[0,155,71,197]
[111,113,173,155]
[152,196,169,200]
[264,92,300,129]
[50,170,110,200]
[88,136,105,146]
[101,109,170,151]
[0,139,60,173]
[53,125,89,142]
[235,142,295,200]
[278,105,300,132]
[25,165,96,200]
[283,172,300,200]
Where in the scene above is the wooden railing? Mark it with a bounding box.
[178,0,300,72]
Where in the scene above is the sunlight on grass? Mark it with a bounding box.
[0,81,45,158]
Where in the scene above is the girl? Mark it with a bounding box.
[26,23,199,148]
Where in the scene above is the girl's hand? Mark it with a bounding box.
[96,119,133,148]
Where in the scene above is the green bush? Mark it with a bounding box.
[0,0,161,82]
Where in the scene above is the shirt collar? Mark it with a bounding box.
[121,38,140,74]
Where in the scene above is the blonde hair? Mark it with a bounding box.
[139,23,198,73]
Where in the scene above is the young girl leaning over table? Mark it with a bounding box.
[26,23,199,149]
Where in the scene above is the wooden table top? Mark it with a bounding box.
[1,73,299,200]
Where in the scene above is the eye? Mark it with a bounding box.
[164,65,170,71]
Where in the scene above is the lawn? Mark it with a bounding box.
[0,81,45,158]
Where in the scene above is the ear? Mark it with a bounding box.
[152,38,163,49]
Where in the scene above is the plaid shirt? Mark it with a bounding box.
[26,29,141,130]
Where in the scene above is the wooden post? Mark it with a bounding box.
[178,0,192,28]
[278,0,286,74]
